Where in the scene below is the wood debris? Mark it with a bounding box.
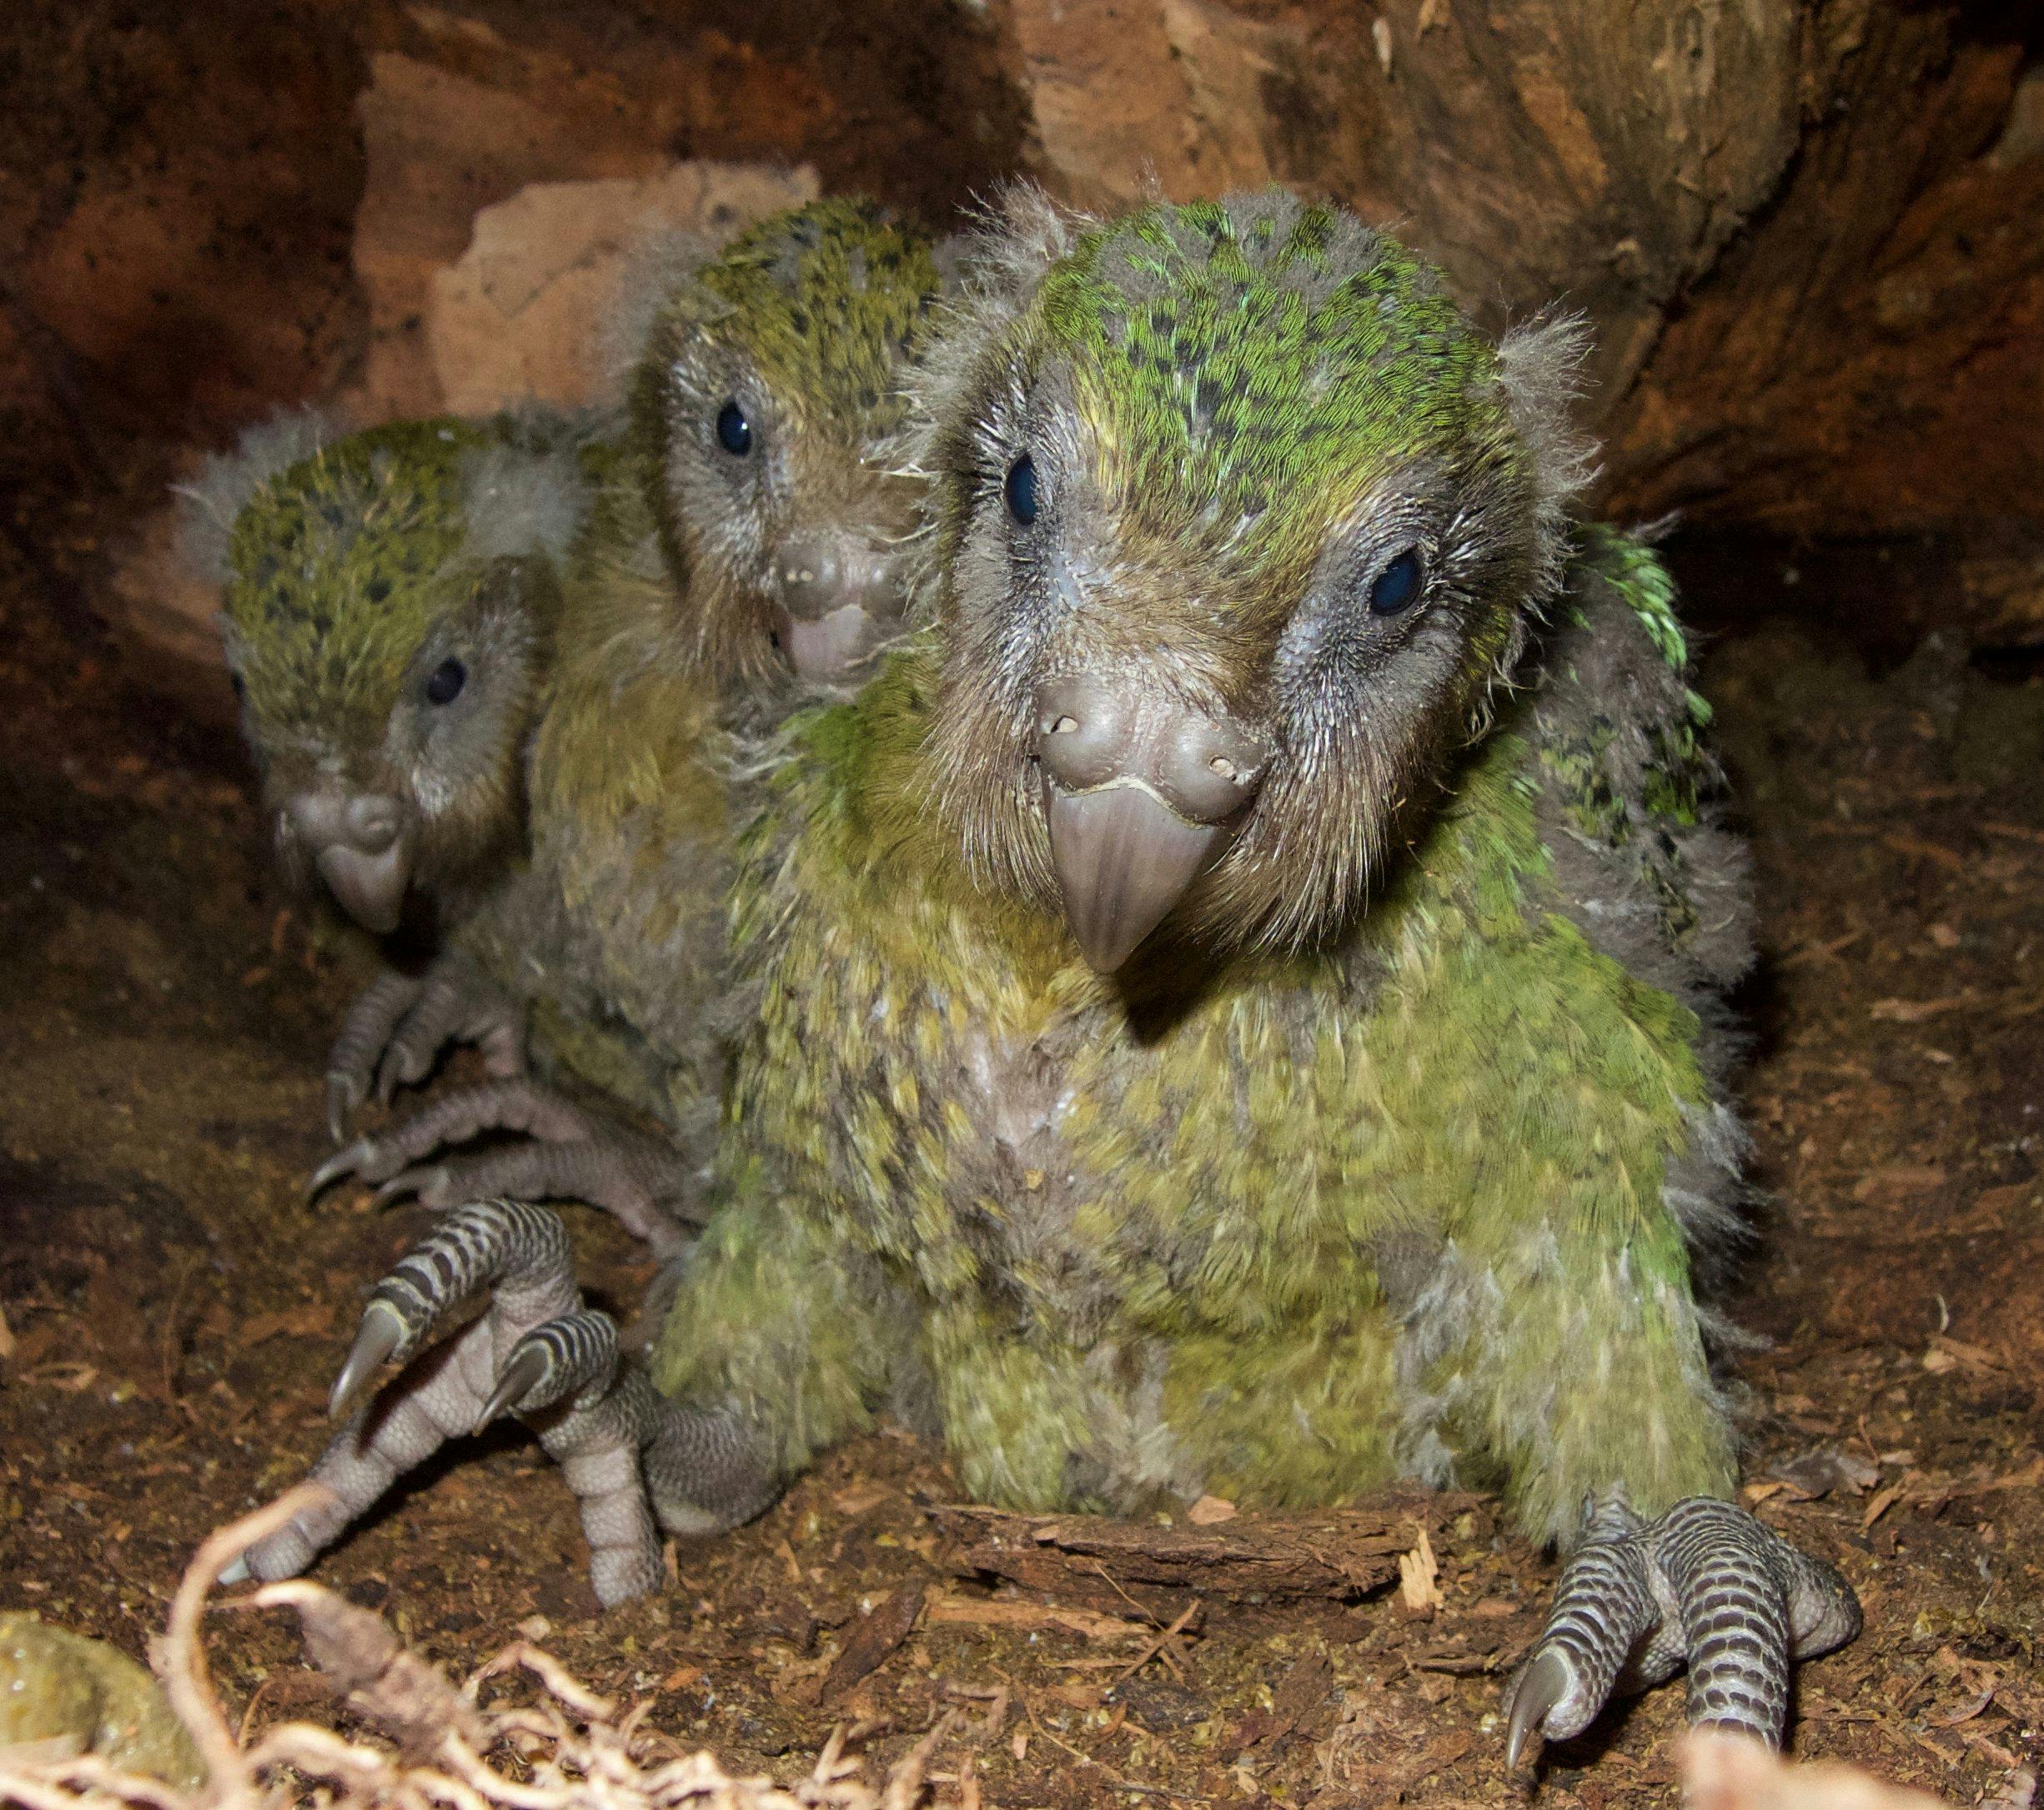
[820,1584,927,1706]
[0,1491,965,1810]
[922,1594,1148,1642]
[930,1488,1476,1624]
[1397,1528,1444,1616]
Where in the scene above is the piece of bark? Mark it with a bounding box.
[819,1582,927,1706]
[426,161,817,415]
[930,1488,1479,1626]
[924,1593,1151,1642]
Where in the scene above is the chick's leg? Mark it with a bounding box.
[1505,1496,1861,1764]
[309,1078,696,1257]
[650,1183,903,1515]
[1412,1158,1856,1759]
[226,1199,666,1604]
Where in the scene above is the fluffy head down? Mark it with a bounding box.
[914,187,1593,957]
[629,199,946,686]
[198,413,595,916]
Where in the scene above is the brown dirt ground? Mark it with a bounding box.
[1,471,2040,1808]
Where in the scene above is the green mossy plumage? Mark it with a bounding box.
[625,199,946,685]
[1032,203,1516,590]
[659,535,1739,1543]
[204,408,604,918]
[686,198,939,439]
[222,420,493,757]
[655,199,1747,1551]
[916,196,1586,948]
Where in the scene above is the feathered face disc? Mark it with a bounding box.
[918,192,1589,966]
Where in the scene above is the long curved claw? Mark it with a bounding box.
[374,1164,449,1206]
[233,1199,592,1591]
[327,1073,362,1146]
[232,1198,709,1608]
[322,1199,576,1427]
[332,956,535,1121]
[306,1078,602,1205]
[1504,1508,1658,1765]
[309,1140,375,1201]
[1505,1647,1571,1770]
[392,961,526,1104]
[325,972,427,1143]
[475,1342,553,1434]
[433,1129,703,1254]
[329,1300,406,1423]
[474,1310,620,1432]
[325,1119,701,1255]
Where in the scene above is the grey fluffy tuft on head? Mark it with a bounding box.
[896,184,1086,476]
[1494,310,1600,606]
[459,409,605,564]
[174,407,341,585]
[600,227,719,395]
[891,184,1089,621]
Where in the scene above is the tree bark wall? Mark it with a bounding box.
[3,0,2039,631]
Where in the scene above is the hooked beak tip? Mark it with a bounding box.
[776,602,886,686]
[314,842,409,937]
[1043,780,1236,974]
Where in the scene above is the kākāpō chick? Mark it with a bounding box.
[183,409,603,1139]
[242,190,1862,1752]
[624,197,943,689]
[229,199,949,1600]
[304,196,948,1220]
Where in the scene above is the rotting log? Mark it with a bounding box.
[928,1488,1487,1626]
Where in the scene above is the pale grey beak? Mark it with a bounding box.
[1043,780,1235,973]
[1033,676,1270,973]
[288,790,412,936]
[771,530,900,686]
[776,601,888,686]
[314,841,409,937]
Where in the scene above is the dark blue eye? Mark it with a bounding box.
[1004,454,1037,526]
[716,401,753,456]
[1369,548,1424,616]
[424,657,466,706]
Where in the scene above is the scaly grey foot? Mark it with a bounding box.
[223,1199,780,1606]
[1504,1495,1861,1766]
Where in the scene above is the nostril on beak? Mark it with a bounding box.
[1032,680,1131,793]
[776,533,894,626]
[345,795,402,854]
[1158,716,1268,825]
